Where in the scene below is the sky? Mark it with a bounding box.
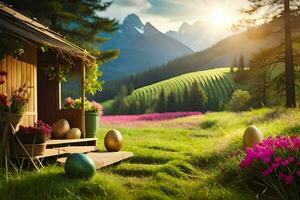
[102,0,249,32]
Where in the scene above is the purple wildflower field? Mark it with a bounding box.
[101,112,202,124]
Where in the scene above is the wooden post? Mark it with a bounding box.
[81,63,86,138]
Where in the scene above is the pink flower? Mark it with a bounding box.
[262,169,270,177]
[64,97,75,108]
[270,162,280,170]
[278,172,285,179]
[101,112,202,123]
[287,157,295,163]
[274,157,282,163]
[281,160,290,167]
[0,71,7,85]
[0,71,7,77]
[0,93,8,106]
[283,175,293,185]
[240,135,300,187]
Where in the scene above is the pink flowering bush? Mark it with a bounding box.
[240,135,300,199]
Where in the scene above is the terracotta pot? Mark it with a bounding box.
[12,143,46,157]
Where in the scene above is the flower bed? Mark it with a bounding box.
[240,135,300,199]
[101,112,202,123]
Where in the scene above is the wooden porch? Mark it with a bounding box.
[16,138,133,170]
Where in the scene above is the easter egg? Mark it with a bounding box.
[243,126,263,148]
[52,119,70,139]
[65,153,96,179]
[65,128,81,139]
[104,129,123,152]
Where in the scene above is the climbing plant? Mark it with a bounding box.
[0,34,24,60]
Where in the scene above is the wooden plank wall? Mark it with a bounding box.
[0,45,37,126]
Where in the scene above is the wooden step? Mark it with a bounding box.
[14,146,99,159]
[46,138,97,148]
[57,151,134,169]
[53,146,98,154]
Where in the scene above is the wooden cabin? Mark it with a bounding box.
[0,3,91,137]
[0,3,134,168]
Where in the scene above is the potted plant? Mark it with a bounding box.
[85,100,103,138]
[12,121,52,157]
[63,97,103,138]
[0,70,31,128]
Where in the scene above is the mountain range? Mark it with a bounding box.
[101,14,193,81]
[166,21,232,51]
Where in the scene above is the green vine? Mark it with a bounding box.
[0,34,24,60]
[85,62,103,95]
[0,34,102,96]
[41,64,73,82]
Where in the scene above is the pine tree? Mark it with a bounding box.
[235,0,299,107]
[112,85,129,114]
[189,82,208,112]
[238,55,245,71]
[4,0,119,63]
[128,100,140,114]
[167,92,176,112]
[156,90,167,113]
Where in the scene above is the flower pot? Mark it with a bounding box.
[12,143,46,157]
[15,133,48,144]
[0,111,23,134]
[85,112,99,138]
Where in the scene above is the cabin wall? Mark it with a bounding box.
[0,45,37,126]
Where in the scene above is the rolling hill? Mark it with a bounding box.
[102,68,239,114]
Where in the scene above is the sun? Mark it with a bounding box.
[208,8,235,27]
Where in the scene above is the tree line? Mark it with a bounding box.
[110,81,209,115]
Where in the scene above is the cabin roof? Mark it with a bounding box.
[0,2,95,62]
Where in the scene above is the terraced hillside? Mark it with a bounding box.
[103,68,238,113]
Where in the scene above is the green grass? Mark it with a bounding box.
[103,68,240,112]
[1,108,299,199]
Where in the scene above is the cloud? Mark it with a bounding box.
[113,0,151,8]
[103,0,248,32]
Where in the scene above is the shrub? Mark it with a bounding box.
[240,135,300,199]
[225,90,251,111]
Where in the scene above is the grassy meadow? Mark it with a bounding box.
[0,108,299,200]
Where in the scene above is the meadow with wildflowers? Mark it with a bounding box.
[0,108,300,199]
